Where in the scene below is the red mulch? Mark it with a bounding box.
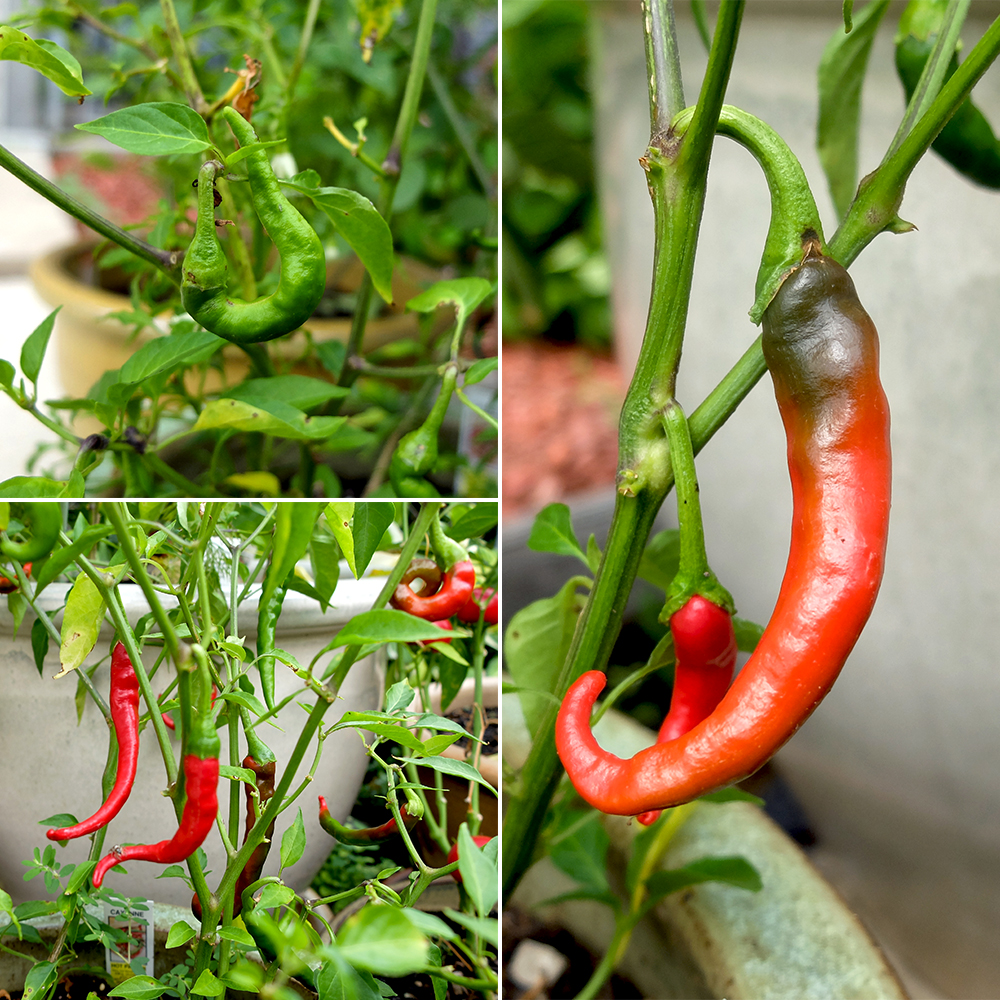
[502,340,623,519]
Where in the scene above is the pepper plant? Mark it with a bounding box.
[0,0,497,498]
[0,500,499,998]
[503,0,1000,991]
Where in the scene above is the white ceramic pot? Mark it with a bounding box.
[0,577,384,907]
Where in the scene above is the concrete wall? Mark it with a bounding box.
[591,4,1000,997]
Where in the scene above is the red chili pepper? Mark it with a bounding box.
[162,685,217,731]
[48,642,140,841]
[456,588,498,625]
[233,755,277,912]
[446,835,492,883]
[636,596,736,826]
[419,620,454,646]
[317,795,418,844]
[555,247,891,814]
[0,561,30,595]
[390,560,475,621]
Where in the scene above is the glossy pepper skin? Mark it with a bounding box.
[256,583,287,713]
[48,642,140,841]
[636,597,737,826]
[181,106,326,344]
[400,557,442,597]
[556,249,891,814]
[1,503,61,563]
[456,587,498,625]
[92,753,220,887]
[317,795,417,844]
[447,835,492,884]
[390,560,475,621]
[895,0,1000,189]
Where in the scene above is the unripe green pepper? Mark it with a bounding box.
[895,0,1000,189]
[389,365,458,497]
[181,106,327,343]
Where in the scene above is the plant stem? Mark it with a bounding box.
[286,0,322,104]
[644,0,685,137]
[341,0,439,384]
[0,143,178,275]
[160,0,207,114]
[502,0,744,905]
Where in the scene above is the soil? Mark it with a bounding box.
[502,340,624,520]
[446,704,498,755]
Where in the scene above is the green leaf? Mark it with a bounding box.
[446,502,497,541]
[549,811,610,895]
[30,617,48,677]
[399,908,458,942]
[637,529,681,592]
[315,944,383,1000]
[283,177,394,303]
[331,609,453,646]
[733,616,765,653]
[817,0,891,219]
[441,909,498,947]
[193,398,345,441]
[406,277,494,349]
[34,525,115,593]
[0,359,14,387]
[352,503,394,577]
[0,27,89,96]
[165,921,195,948]
[261,502,322,612]
[640,856,763,916]
[325,502,356,577]
[279,809,306,870]
[527,503,588,565]
[223,375,348,411]
[255,882,296,910]
[23,961,58,1000]
[189,971,225,998]
[0,477,67,498]
[107,977,170,1000]
[310,535,340,611]
[504,577,590,737]
[58,572,105,676]
[384,680,415,713]
[456,825,497,917]
[463,356,498,386]
[75,102,212,156]
[216,924,255,946]
[117,329,223,386]
[19,308,60,385]
[408,754,496,794]
[337,906,429,977]
[225,138,286,167]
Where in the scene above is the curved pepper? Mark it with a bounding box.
[48,642,140,840]
[456,587,498,625]
[317,795,417,844]
[636,597,737,826]
[390,560,475,621]
[94,653,220,887]
[180,105,326,344]
[400,557,443,596]
[895,0,1000,189]
[389,366,459,497]
[1,503,61,563]
[555,246,891,814]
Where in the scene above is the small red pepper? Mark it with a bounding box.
[419,620,454,646]
[636,596,736,826]
[456,588,498,625]
[390,560,475,621]
[446,835,492,884]
[162,685,217,731]
[0,561,30,594]
[48,642,140,841]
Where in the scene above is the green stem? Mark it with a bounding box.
[830,13,1000,265]
[644,0,685,137]
[0,143,178,275]
[159,0,207,114]
[286,0,322,104]
[341,0,438,383]
[502,0,744,905]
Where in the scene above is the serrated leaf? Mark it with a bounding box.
[0,27,89,96]
[19,308,60,386]
[76,102,211,156]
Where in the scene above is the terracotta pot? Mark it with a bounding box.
[29,243,445,399]
[0,577,385,908]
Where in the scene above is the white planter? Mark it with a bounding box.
[0,577,384,907]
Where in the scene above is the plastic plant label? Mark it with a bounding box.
[104,901,155,983]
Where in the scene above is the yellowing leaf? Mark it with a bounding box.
[57,573,105,677]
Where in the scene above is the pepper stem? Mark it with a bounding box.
[429,504,465,569]
[660,401,733,620]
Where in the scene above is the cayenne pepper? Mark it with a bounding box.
[556,242,891,814]
[317,795,417,844]
[48,642,140,841]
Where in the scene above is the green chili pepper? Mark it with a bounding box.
[256,583,286,713]
[180,106,326,343]
[1,502,61,563]
[389,366,458,497]
[895,0,1000,189]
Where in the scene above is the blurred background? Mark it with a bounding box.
[503,2,1000,997]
